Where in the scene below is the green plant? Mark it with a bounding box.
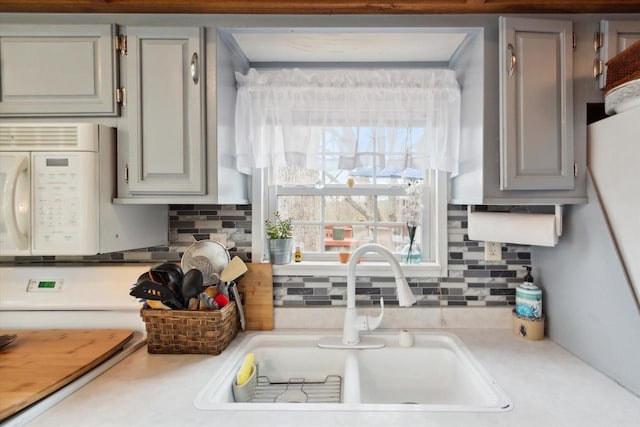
[265,211,293,239]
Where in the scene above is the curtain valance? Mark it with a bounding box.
[235,68,461,175]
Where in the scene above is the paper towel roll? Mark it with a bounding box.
[467,211,559,247]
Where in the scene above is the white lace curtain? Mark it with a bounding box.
[234,68,461,176]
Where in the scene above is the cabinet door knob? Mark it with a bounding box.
[507,43,516,77]
[190,52,199,85]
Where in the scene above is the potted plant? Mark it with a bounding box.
[265,211,294,264]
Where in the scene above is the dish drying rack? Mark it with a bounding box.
[236,374,342,404]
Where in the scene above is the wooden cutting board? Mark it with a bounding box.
[0,329,133,421]
[236,263,273,330]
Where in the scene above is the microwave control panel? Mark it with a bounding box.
[31,152,99,254]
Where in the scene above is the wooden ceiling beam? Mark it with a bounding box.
[0,0,639,14]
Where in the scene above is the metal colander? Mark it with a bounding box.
[181,240,230,286]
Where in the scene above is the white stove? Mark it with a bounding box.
[0,264,152,426]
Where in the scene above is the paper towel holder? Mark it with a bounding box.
[554,205,563,237]
[467,205,563,237]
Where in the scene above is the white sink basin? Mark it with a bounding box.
[194,331,512,412]
[356,334,509,409]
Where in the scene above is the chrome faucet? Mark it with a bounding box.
[318,243,416,349]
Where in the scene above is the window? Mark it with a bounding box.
[238,68,459,276]
[252,140,449,278]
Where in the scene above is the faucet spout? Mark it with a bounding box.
[318,243,416,349]
[346,243,416,309]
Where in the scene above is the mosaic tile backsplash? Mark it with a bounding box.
[1,204,532,308]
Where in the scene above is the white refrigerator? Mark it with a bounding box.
[588,105,640,307]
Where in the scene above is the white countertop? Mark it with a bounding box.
[22,328,640,427]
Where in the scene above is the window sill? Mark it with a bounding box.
[272,261,447,278]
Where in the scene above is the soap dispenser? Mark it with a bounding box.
[515,266,542,319]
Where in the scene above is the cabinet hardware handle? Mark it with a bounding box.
[116,34,127,56]
[593,32,603,54]
[507,43,516,77]
[190,52,199,85]
[593,59,603,80]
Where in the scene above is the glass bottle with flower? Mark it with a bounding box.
[401,179,424,264]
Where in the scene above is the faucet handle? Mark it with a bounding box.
[365,297,384,331]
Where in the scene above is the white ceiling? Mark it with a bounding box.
[231,31,469,63]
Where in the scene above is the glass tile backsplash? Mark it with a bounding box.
[0,204,531,308]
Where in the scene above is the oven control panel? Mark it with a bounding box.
[27,279,63,292]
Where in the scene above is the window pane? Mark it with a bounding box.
[278,196,322,222]
[271,163,427,260]
[322,170,351,186]
[275,166,321,186]
[375,226,403,253]
[325,195,373,222]
[292,224,323,252]
[349,224,374,247]
[378,195,403,222]
[322,225,360,253]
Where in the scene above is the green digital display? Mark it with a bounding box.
[38,281,56,289]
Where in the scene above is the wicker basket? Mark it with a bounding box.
[605,40,640,94]
[141,301,239,354]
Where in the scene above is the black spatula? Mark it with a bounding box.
[130,279,185,310]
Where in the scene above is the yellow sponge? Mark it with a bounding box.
[236,353,255,386]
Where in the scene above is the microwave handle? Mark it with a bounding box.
[2,155,29,250]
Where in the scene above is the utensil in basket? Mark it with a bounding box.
[229,281,246,331]
[220,256,248,282]
[181,268,204,307]
[181,239,230,286]
[130,279,185,309]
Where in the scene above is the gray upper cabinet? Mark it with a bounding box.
[114,25,248,205]
[499,17,574,191]
[595,20,640,89]
[121,26,206,196]
[451,15,586,206]
[0,24,118,116]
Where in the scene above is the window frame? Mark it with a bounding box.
[252,168,449,278]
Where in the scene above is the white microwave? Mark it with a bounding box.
[0,123,168,256]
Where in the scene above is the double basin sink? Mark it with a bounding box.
[195,331,512,412]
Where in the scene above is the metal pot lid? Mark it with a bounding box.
[181,240,230,286]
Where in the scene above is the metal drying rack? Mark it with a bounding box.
[249,375,342,404]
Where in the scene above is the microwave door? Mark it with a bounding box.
[0,153,30,256]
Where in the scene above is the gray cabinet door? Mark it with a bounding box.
[499,17,574,191]
[597,20,640,89]
[0,24,117,116]
[124,26,205,195]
